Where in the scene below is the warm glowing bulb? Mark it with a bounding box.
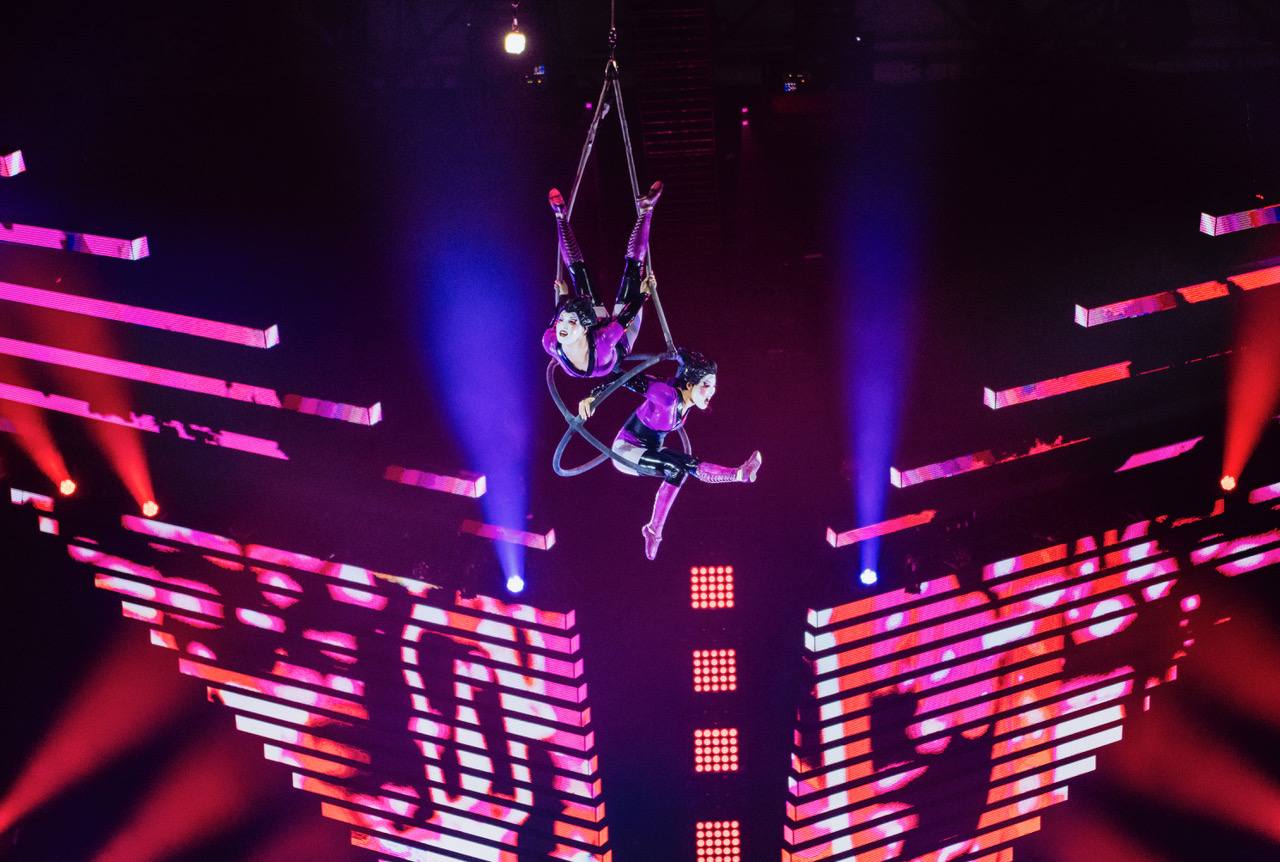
[59,478,76,496]
[1221,474,1237,492]
[142,500,159,517]
[504,26,526,54]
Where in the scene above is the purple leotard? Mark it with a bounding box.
[543,319,629,379]
[615,379,687,450]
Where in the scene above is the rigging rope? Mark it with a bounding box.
[547,31,687,477]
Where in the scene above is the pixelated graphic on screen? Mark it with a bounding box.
[786,504,1280,862]
[10,495,609,862]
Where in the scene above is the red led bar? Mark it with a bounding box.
[0,150,24,177]
[0,221,148,260]
[1115,436,1203,472]
[0,378,288,459]
[826,510,937,548]
[1074,264,1280,328]
[892,436,1088,488]
[984,362,1130,409]
[1201,202,1280,236]
[0,280,279,348]
[1227,264,1280,291]
[0,334,379,425]
[460,519,555,550]
[384,465,486,498]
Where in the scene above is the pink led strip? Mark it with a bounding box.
[984,362,1130,409]
[0,150,24,177]
[891,436,1089,488]
[0,335,380,425]
[461,519,556,550]
[1075,264,1280,327]
[0,280,279,348]
[0,221,149,260]
[1115,436,1203,472]
[385,464,486,498]
[0,378,288,459]
[826,510,937,548]
[1201,202,1280,236]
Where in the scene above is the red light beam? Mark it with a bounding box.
[0,628,193,834]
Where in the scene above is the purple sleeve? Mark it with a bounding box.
[636,380,681,431]
[542,326,558,358]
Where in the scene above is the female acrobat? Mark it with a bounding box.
[543,182,662,378]
[581,349,762,560]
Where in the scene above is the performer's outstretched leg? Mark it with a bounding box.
[614,181,664,314]
[550,188,603,308]
[643,481,681,561]
[694,450,763,484]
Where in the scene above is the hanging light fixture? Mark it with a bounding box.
[504,0,526,54]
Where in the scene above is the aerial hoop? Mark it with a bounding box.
[547,353,691,477]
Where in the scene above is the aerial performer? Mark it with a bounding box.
[544,181,664,378]
[580,349,762,560]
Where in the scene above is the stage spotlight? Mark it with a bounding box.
[504,20,525,54]
[59,478,76,496]
[859,568,878,586]
[142,500,159,517]
[506,573,525,593]
[1221,475,1237,492]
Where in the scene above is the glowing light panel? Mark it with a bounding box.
[827,510,937,548]
[460,519,555,550]
[0,150,25,177]
[693,649,737,692]
[691,567,734,609]
[984,362,1131,409]
[1201,202,1280,236]
[1115,436,1204,472]
[694,728,739,772]
[696,821,741,862]
[785,510,1263,862]
[0,221,148,259]
[28,509,611,862]
[385,465,486,498]
[0,378,288,459]
[892,437,1088,488]
[0,280,279,347]
[0,335,377,425]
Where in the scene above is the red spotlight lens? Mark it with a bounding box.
[1221,475,1237,492]
[59,479,76,496]
[142,500,159,517]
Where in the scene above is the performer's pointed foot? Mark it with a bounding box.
[642,524,662,560]
[637,180,663,212]
[549,188,567,217]
[739,450,762,483]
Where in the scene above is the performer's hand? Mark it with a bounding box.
[641,274,655,295]
[554,278,570,297]
[578,396,597,420]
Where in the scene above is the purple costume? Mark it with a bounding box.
[614,379,686,448]
[543,318,634,378]
[545,183,659,379]
[604,353,762,561]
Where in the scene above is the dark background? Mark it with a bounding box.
[2,2,1280,861]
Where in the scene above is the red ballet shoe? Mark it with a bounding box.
[549,188,567,216]
[637,180,663,212]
